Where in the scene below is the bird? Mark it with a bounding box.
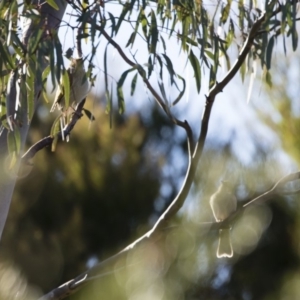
[51,57,89,113]
[210,181,237,258]
[50,57,90,140]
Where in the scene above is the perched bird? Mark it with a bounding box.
[51,57,89,113]
[51,57,90,141]
[210,181,237,258]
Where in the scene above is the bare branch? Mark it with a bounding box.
[243,171,300,207]
[97,26,195,154]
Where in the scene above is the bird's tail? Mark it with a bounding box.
[217,228,233,258]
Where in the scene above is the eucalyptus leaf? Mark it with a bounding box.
[189,50,201,93]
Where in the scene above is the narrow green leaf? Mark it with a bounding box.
[292,26,298,51]
[160,36,166,53]
[158,80,168,103]
[42,65,51,103]
[238,0,244,32]
[61,69,70,108]
[117,86,125,114]
[149,10,158,54]
[148,55,153,78]
[204,50,214,61]
[104,44,109,97]
[117,68,135,114]
[265,70,272,87]
[27,29,43,54]
[162,54,175,85]
[213,36,219,75]
[0,43,14,70]
[54,37,63,83]
[49,42,56,91]
[126,32,136,48]
[116,1,135,33]
[26,65,35,122]
[240,59,246,82]
[172,75,186,106]
[50,115,61,151]
[140,9,148,38]
[106,83,113,128]
[131,73,138,96]
[221,0,232,24]
[209,66,216,88]
[189,49,201,93]
[292,0,297,46]
[266,35,274,70]
[108,12,116,36]
[46,0,59,10]
[156,55,163,80]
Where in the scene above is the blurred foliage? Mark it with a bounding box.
[1,97,186,295]
[2,93,300,299]
[257,54,300,166]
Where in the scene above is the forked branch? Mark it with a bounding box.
[39,6,286,300]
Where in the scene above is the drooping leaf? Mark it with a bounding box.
[108,12,116,36]
[266,35,275,70]
[221,0,232,24]
[26,64,35,122]
[54,37,63,83]
[61,68,70,108]
[172,75,186,106]
[148,55,153,78]
[209,65,216,88]
[115,1,136,34]
[158,80,168,104]
[156,55,163,80]
[42,65,51,103]
[46,0,59,10]
[27,28,43,54]
[126,32,136,48]
[117,68,136,114]
[160,36,166,53]
[291,3,298,52]
[162,54,175,85]
[189,49,201,93]
[140,9,148,38]
[131,73,138,96]
[240,58,246,82]
[204,50,214,61]
[104,43,109,99]
[0,43,14,70]
[50,114,61,151]
[265,69,272,87]
[148,10,158,54]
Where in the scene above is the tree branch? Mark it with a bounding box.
[21,99,86,163]
[39,6,287,300]
[97,26,195,155]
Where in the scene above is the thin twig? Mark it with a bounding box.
[243,172,300,207]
